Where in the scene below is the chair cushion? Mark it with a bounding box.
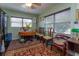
[43,36,52,40]
[36,33,43,37]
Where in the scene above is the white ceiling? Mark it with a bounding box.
[0,3,53,15]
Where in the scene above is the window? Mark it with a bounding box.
[40,15,54,35]
[39,8,71,35]
[11,17,22,27]
[11,17,32,27]
[23,19,32,27]
[55,9,71,34]
[45,15,54,32]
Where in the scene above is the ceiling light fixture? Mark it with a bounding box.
[25,3,32,7]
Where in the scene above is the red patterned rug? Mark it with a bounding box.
[14,43,61,56]
[5,40,62,56]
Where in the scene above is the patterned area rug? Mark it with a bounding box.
[14,44,61,56]
[5,40,62,56]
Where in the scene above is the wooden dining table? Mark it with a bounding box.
[67,38,79,53]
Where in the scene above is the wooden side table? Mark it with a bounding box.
[42,36,53,47]
[36,33,44,42]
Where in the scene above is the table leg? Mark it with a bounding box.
[46,40,48,47]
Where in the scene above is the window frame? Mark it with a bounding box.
[43,7,71,34]
[10,16,32,27]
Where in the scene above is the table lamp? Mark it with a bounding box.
[71,28,79,40]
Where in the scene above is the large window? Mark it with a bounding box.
[44,15,54,35]
[11,17,22,27]
[11,17,32,27]
[39,8,71,35]
[39,15,54,35]
[23,19,32,27]
[55,9,71,34]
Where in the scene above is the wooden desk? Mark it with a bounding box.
[18,31,36,42]
[67,39,79,45]
[67,38,79,53]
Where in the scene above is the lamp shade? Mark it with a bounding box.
[71,28,79,32]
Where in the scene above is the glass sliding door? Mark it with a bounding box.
[54,9,71,34]
[39,8,71,36]
[38,18,46,35]
[44,15,54,35]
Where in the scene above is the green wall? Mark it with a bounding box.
[2,8,37,40]
[1,3,78,39]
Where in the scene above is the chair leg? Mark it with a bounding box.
[63,42,68,56]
